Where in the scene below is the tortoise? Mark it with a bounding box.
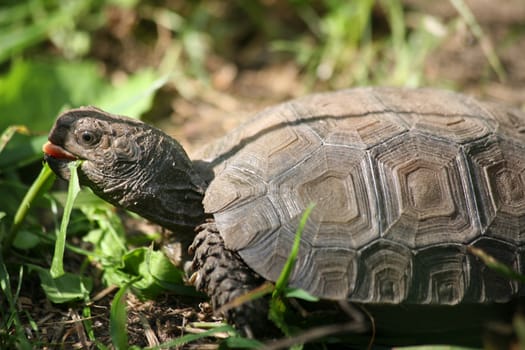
[43,87,525,341]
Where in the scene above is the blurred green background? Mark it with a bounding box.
[2,0,524,142]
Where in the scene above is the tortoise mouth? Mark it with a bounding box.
[42,141,78,161]
[44,154,71,181]
[43,141,79,180]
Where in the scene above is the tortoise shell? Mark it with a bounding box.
[195,87,525,304]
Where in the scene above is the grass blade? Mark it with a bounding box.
[273,203,315,295]
[0,125,30,155]
[217,204,317,317]
[110,285,129,350]
[217,282,274,315]
[0,252,32,349]
[467,246,525,283]
[269,203,315,340]
[0,1,90,64]
[449,0,507,82]
[514,314,525,347]
[50,160,81,278]
[147,325,237,349]
[3,162,55,254]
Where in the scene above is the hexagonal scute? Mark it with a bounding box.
[285,89,408,149]
[270,145,379,249]
[467,138,525,243]
[405,114,492,144]
[372,133,479,248]
[199,87,525,304]
[204,167,267,214]
[224,122,322,183]
[236,226,290,283]
[308,113,408,150]
[480,101,525,144]
[409,244,471,304]
[290,246,358,300]
[195,101,323,180]
[238,217,358,300]
[374,88,493,144]
[353,239,413,303]
[470,237,519,303]
[214,196,281,251]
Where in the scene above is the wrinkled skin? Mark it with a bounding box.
[45,107,206,234]
[44,106,272,337]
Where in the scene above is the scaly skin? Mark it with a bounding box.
[189,221,276,337]
[43,106,271,336]
[45,106,206,235]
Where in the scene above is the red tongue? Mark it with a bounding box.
[42,141,77,160]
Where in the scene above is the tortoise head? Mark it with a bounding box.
[44,107,206,233]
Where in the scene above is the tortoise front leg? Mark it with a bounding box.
[188,221,277,338]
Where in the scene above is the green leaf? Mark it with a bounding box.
[284,287,319,302]
[82,305,96,343]
[0,60,163,133]
[0,60,103,132]
[103,246,189,299]
[0,8,56,63]
[52,188,109,208]
[0,2,30,26]
[96,70,166,118]
[0,133,48,171]
[268,297,293,339]
[129,249,167,298]
[110,285,129,350]
[29,264,92,303]
[51,160,81,278]
[12,229,41,250]
[143,245,184,286]
[82,206,128,261]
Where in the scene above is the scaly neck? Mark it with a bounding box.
[89,130,207,235]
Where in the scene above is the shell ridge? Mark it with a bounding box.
[201,87,525,303]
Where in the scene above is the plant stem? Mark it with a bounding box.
[2,164,55,255]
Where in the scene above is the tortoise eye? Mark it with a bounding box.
[77,130,100,146]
